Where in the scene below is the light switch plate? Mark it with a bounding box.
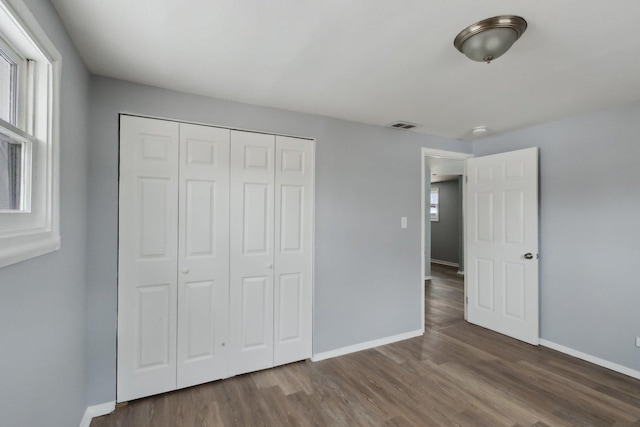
[401,217,407,229]
[636,337,640,348]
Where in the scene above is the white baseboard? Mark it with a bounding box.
[80,401,116,427]
[424,276,432,280]
[540,339,640,380]
[311,329,423,362]
[457,270,464,275]
[431,259,459,268]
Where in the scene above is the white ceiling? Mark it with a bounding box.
[51,0,640,139]
[431,175,459,184]
[426,157,463,182]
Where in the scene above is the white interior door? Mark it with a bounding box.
[176,123,230,389]
[117,116,179,402]
[274,136,313,366]
[466,147,539,345]
[229,130,275,376]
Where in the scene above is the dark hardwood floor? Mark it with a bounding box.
[93,264,640,426]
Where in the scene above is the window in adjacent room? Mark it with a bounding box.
[430,187,439,222]
[0,0,61,268]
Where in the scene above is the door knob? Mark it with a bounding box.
[265,263,273,269]
[523,253,533,260]
[181,267,190,274]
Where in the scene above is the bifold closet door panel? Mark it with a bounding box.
[229,130,275,376]
[176,123,230,389]
[274,136,314,366]
[118,116,179,402]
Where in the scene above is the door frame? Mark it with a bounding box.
[420,147,473,331]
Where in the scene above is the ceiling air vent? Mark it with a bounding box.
[387,121,420,130]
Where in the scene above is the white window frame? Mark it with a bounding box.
[0,0,61,268]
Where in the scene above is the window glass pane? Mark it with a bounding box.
[430,190,438,204]
[0,52,16,125]
[0,130,22,210]
[430,188,439,221]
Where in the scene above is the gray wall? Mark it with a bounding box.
[473,101,640,373]
[430,178,461,265]
[86,76,471,404]
[0,1,91,426]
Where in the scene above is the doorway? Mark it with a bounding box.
[430,173,463,274]
[421,147,540,345]
[420,148,472,330]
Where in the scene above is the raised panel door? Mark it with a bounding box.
[229,130,275,376]
[274,136,313,366]
[466,147,539,345]
[177,123,230,389]
[118,115,179,402]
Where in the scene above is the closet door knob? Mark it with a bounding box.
[265,263,273,269]
[181,267,190,274]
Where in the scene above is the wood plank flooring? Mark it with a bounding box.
[93,264,640,426]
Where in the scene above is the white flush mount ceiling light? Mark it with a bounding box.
[454,15,527,64]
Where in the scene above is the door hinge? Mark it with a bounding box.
[465,296,468,304]
[465,176,468,183]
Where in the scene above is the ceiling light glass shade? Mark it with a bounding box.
[461,28,517,62]
[454,16,527,63]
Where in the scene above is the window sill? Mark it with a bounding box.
[0,233,60,268]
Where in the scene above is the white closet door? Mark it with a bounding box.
[229,130,275,376]
[117,116,179,402]
[274,136,314,366]
[176,123,230,389]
